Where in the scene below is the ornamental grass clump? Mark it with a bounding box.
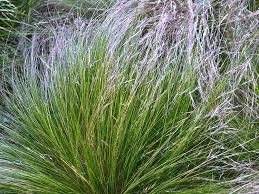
[0,0,258,193]
[0,25,220,193]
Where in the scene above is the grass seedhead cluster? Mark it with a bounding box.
[0,0,258,193]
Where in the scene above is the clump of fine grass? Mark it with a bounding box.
[0,21,231,193]
[0,0,258,193]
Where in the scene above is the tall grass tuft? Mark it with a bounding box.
[0,0,258,193]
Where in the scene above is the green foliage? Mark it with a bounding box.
[0,31,231,193]
[55,0,117,10]
[0,0,258,193]
[0,0,39,37]
[0,0,18,36]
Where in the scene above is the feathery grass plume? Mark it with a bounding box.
[191,1,259,191]
[101,0,258,85]
[217,1,259,191]
[226,29,259,193]
[102,0,189,62]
